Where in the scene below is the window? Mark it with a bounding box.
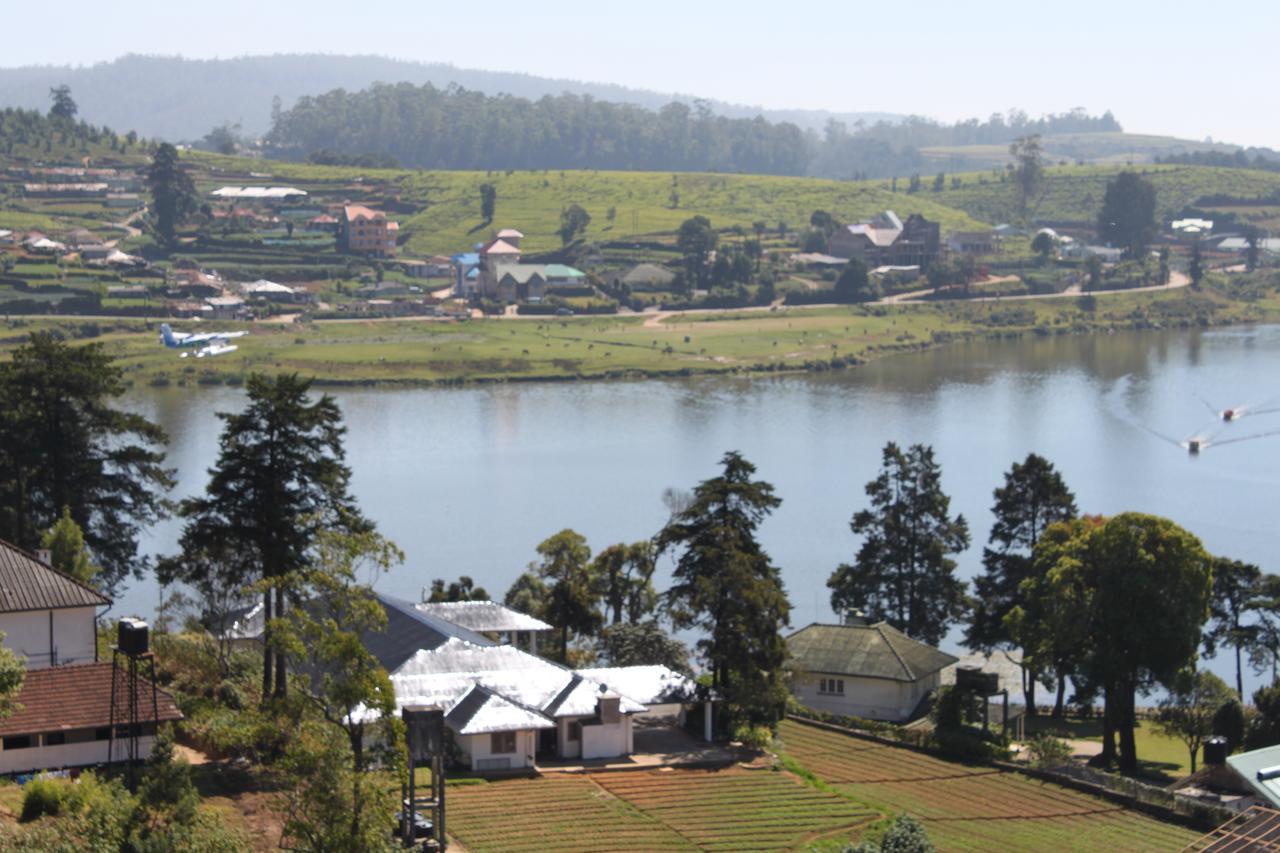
[490,731,517,754]
[94,727,111,741]
[567,721,581,742]
[818,678,845,695]
[43,732,65,746]
[3,735,31,750]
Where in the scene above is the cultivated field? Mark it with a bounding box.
[448,766,877,852]
[777,719,1200,852]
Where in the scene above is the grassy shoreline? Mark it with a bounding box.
[2,284,1277,389]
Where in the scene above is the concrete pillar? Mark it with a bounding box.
[703,701,713,742]
[530,632,538,655]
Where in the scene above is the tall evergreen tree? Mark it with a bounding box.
[1204,558,1262,699]
[828,443,970,646]
[41,507,97,586]
[0,333,171,594]
[966,454,1077,714]
[532,529,602,661]
[657,451,791,724]
[160,374,370,701]
[146,142,198,246]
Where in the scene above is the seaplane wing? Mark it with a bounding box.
[189,343,239,359]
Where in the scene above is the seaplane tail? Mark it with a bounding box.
[159,323,185,349]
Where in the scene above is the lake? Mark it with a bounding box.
[121,324,1280,697]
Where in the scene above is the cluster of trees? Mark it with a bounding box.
[825,444,1268,773]
[1157,148,1280,174]
[265,83,1123,179]
[496,452,790,724]
[0,103,142,158]
[267,84,809,175]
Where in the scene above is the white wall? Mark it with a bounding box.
[460,730,537,772]
[581,716,631,761]
[792,671,935,722]
[557,717,582,759]
[0,607,97,669]
[0,735,157,776]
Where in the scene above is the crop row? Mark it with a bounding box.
[593,767,877,851]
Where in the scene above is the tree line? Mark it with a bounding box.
[264,82,1121,179]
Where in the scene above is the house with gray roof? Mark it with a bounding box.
[786,618,958,722]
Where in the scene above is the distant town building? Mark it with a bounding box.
[828,211,940,269]
[339,205,399,258]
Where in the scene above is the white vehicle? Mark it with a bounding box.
[159,323,247,358]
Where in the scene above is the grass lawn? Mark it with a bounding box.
[1023,716,1194,781]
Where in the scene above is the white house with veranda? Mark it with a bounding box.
[787,618,958,723]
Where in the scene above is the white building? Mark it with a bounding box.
[0,540,182,774]
[787,619,958,723]
[356,595,707,772]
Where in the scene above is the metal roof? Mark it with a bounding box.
[0,540,110,613]
[413,600,552,633]
[446,684,554,735]
[1229,746,1280,809]
[362,594,495,673]
[574,665,702,705]
[786,622,958,683]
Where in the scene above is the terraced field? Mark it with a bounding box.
[593,768,877,851]
[778,719,1200,852]
[448,767,876,852]
[446,774,692,852]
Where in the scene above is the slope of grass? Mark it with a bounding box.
[939,164,1280,227]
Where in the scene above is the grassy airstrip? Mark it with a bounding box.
[2,279,1273,387]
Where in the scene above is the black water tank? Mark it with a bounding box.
[1204,736,1229,767]
[118,618,149,655]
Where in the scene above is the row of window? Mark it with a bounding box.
[818,677,845,695]
[2,723,159,751]
[488,720,585,755]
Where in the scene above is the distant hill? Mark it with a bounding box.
[0,54,900,143]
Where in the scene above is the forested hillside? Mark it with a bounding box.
[266,83,811,174]
[265,83,1140,179]
[0,54,898,142]
[0,107,148,163]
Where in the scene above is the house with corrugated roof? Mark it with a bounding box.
[828,211,940,270]
[786,617,958,722]
[0,540,182,774]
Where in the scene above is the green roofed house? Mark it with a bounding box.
[787,617,958,722]
[490,263,587,303]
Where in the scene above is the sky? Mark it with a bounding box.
[3,0,1276,148]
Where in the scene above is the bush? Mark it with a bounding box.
[1026,732,1073,768]
[20,776,66,822]
[732,723,774,751]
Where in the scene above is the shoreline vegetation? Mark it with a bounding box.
[3,277,1276,388]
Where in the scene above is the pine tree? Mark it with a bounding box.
[160,374,370,701]
[657,451,791,725]
[828,443,970,646]
[965,454,1076,715]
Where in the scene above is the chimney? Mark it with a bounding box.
[1204,736,1229,768]
[35,549,52,565]
[843,609,868,627]
[598,693,621,725]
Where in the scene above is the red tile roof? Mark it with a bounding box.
[0,539,110,613]
[0,662,181,736]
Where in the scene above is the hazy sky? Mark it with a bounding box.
[5,0,1276,147]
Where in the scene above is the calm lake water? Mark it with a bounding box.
[120,325,1280,696]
